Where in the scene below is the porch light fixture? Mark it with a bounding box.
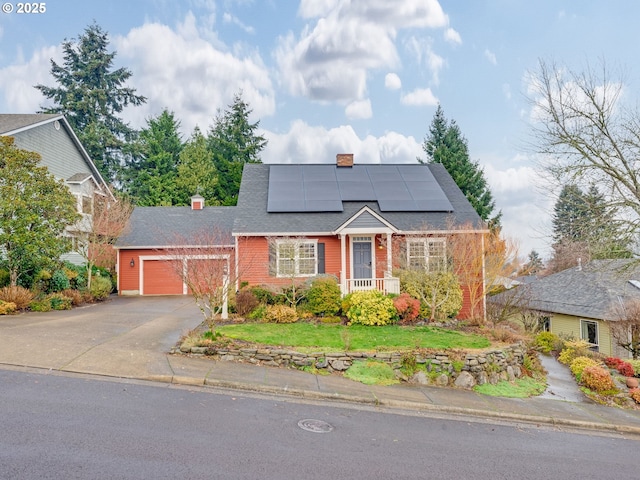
[130,258,135,267]
[377,238,385,250]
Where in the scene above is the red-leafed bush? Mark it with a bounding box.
[604,357,623,368]
[393,293,421,324]
[581,365,616,393]
[630,388,640,404]
[617,361,635,377]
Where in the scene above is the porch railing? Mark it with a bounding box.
[347,277,400,295]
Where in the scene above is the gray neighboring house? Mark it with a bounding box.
[0,114,113,264]
[490,259,640,357]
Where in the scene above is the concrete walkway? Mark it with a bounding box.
[1,296,640,436]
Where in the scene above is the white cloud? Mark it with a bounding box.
[262,120,421,165]
[400,87,438,106]
[385,72,402,90]
[404,36,444,85]
[0,45,60,112]
[484,162,553,257]
[444,27,462,45]
[222,12,256,34]
[345,99,372,119]
[484,48,497,66]
[114,18,275,134]
[276,0,448,103]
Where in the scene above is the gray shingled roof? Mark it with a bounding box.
[0,113,60,134]
[116,206,236,248]
[233,163,485,235]
[117,162,486,248]
[491,259,640,320]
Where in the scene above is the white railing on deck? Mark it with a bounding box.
[347,277,400,295]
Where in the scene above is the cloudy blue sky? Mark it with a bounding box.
[1,0,638,259]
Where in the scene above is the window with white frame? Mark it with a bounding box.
[276,240,317,277]
[580,319,599,351]
[407,238,446,272]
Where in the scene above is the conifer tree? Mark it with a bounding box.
[36,23,146,183]
[207,92,267,206]
[421,105,500,227]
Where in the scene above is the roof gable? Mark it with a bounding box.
[234,163,485,235]
[0,114,113,200]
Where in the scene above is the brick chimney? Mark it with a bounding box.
[191,194,204,210]
[336,153,354,167]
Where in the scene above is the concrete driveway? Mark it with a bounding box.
[0,295,204,380]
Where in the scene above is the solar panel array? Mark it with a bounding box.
[267,164,454,213]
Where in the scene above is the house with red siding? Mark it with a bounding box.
[115,154,488,320]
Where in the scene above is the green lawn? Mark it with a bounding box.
[216,322,490,351]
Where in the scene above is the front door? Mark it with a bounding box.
[353,241,372,279]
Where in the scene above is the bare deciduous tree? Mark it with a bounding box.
[164,228,239,332]
[76,194,133,290]
[527,59,640,252]
[609,298,640,359]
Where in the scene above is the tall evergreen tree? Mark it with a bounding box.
[125,109,183,206]
[552,184,589,243]
[421,105,500,227]
[175,127,218,206]
[35,22,146,183]
[207,92,267,206]
[551,183,631,263]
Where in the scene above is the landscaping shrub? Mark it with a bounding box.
[61,289,84,306]
[581,365,615,393]
[630,360,640,376]
[570,356,599,381]
[616,361,635,377]
[90,276,112,300]
[396,269,462,320]
[28,299,51,312]
[306,276,341,316]
[557,340,591,365]
[48,293,72,310]
[49,269,70,293]
[534,331,560,353]
[264,304,298,323]
[33,269,52,292]
[0,286,35,310]
[0,269,9,288]
[604,357,623,369]
[629,388,640,404]
[235,289,259,317]
[0,300,17,315]
[250,286,277,305]
[392,293,421,324]
[248,304,267,321]
[345,290,397,326]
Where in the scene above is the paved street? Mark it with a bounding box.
[1,369,638,480]
[1,295,640,436]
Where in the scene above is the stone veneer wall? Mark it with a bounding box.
[178,343,526,388]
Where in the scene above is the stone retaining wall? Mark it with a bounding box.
[178,343,525,388]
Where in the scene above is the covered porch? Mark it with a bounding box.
[337,222,400,295]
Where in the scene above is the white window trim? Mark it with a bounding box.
[275,239,318,278]
[407,237,446,273]
[580,319,599,348]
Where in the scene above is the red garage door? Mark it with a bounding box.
[142,260,184,295]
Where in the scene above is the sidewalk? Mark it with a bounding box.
[1,296,640,436]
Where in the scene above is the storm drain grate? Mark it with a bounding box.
[297,419,334,433]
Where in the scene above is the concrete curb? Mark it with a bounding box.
[3,362,640,437]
